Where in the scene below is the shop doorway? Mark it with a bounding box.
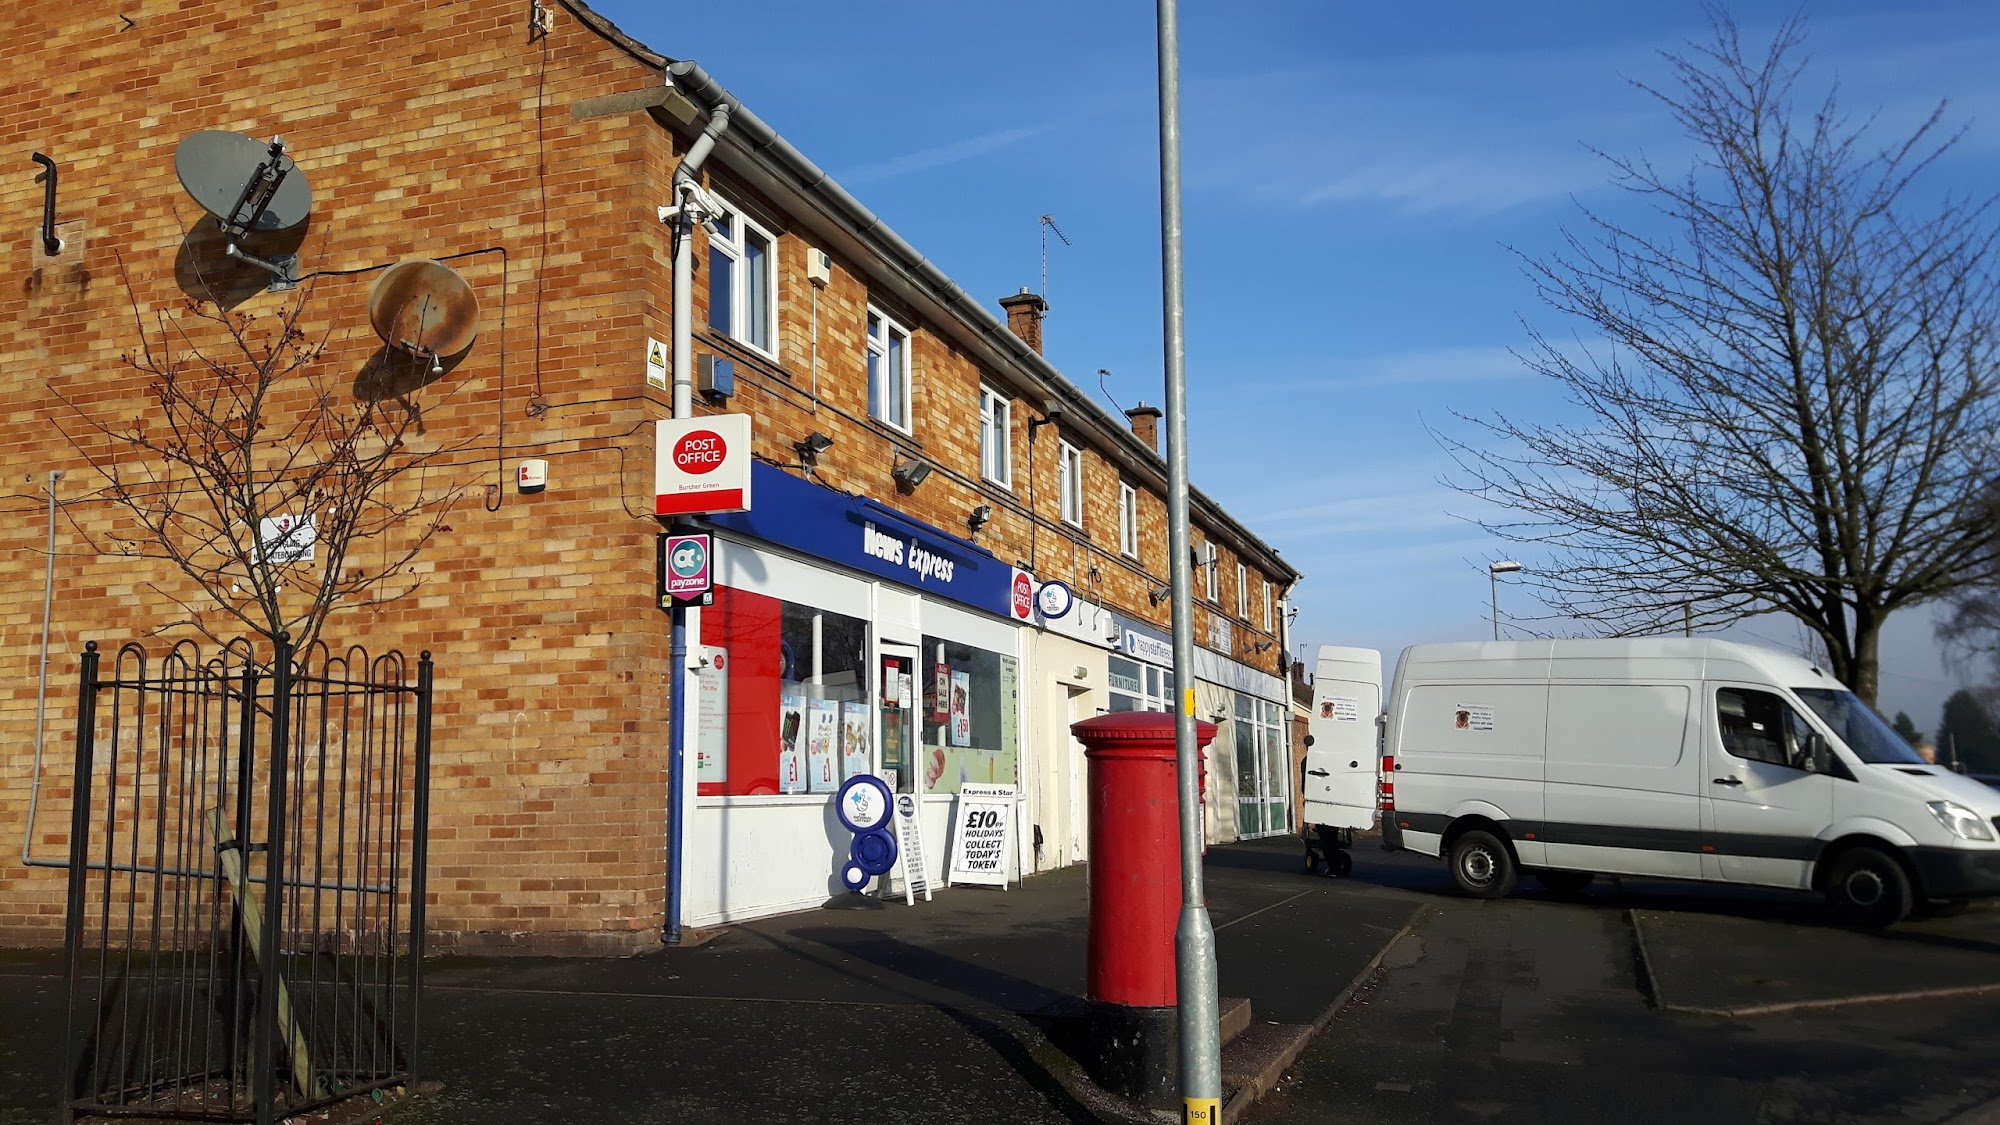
[1232,694,1292,838]
[879,642,920,793]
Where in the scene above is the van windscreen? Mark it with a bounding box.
[1794,688,1926,765]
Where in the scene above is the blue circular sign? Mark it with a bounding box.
[836,774,894,834]
[851,828,898,876]
[840,861,870,891]
[1036,580,1075,620]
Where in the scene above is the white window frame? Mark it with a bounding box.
[1118,482,1139,559]
[1202,541,1219,601]
[1059,441,1084,528]
[1262,579,1273,631]
[1236,562,1248,620]
[707,197,778,358]
[979,387,1013,488]
[867,306,914,433]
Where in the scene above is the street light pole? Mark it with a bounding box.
[1155,2,1221,1121]
[1488,561,1522,641]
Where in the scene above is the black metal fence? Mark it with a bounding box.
[59,637,434,1125]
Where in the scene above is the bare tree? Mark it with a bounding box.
[1442,11,2000,703]
[1939,480,2000,695]
[54,275,469,656]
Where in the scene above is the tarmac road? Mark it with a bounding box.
[1250,848,2000,1125]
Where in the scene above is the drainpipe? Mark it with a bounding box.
[664,100,731,947]
[21,471,62,869]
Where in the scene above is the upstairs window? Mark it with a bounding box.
[867,308,912,431]
[707,200,777,356]
[1262,579,1273,630]
[1202,541,1219,601]
[1059,442,1084,527]
[1119,483,1139,558]
[980,387,1012,487]
[1236,562,1248,619]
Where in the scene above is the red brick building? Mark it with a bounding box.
[0,1,1299,952]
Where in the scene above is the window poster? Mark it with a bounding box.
[840,701,871,781]
[695,645,729,784]
[807,699,841,792]
[998,656,1019,775]
[778,694,808,795]
[950,670,973,748]
[934,663,951,721]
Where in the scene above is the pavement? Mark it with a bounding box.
[14,837,2000,1125]
[0,837,1418,1125]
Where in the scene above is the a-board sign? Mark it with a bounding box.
[947,783,1014,889]
[892,793,933,905]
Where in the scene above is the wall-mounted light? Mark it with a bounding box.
[1148,583,1174,606]
[1253,640,1275,653]
[793,431,834,476]
[1027,397,1063,433]
[891,455,934,490]
[967,504,993,536]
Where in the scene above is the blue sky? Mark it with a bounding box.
[590,1,2000,729]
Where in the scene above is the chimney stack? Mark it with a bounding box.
[1125,400,1163,452]
[998,287,1048,354]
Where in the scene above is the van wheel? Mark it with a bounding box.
[1824,847,1913,928]
[1534,870,1595,896]
[1331,851,1353,878]
[1449,831,1517,899]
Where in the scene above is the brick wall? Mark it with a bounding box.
[0,0,1294,951]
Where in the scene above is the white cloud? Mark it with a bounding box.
[835,124,1050,186]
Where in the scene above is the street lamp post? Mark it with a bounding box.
[1488,560,1522,641]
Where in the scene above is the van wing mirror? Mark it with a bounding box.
[1809,732,1831,775]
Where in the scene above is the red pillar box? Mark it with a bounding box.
[1071,711,1219,1007]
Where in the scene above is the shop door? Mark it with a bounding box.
[879,644,920,793]
[1234,695,1264,837]
[1067,689,1088,863]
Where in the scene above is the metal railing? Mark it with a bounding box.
[59,637,434,1125]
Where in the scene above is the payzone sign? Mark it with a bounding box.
[655,415,752,517]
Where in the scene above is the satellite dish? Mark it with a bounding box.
[368,259,480,368]
[174,130,312,289]
[175,130,312,235]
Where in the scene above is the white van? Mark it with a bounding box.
[1370,639,2000,926]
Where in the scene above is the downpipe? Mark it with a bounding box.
[664,99,732,947]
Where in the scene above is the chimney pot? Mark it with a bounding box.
[998,289,1049,354]
[1125,400,1164,452]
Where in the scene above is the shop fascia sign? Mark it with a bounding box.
[655,414,752,518]
[862,521,960,585]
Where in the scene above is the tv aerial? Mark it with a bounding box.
[175,130,313,290]
[367,259,481,375]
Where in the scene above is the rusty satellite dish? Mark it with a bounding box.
[367,259,480,372]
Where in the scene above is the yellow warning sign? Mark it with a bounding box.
[646,336,669,389]
[1183,688,1197,717]
[1182,1097,1220,1125]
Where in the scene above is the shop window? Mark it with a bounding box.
[1108,655,1173,713]
[919,635,1021,793]
[699,585,872,796]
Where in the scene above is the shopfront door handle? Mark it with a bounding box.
[1711,776,1743,787]
[1306,769,1330,778]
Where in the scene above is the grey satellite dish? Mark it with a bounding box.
[174,130,312,289]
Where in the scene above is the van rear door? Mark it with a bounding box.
[1303,647,1382,831]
